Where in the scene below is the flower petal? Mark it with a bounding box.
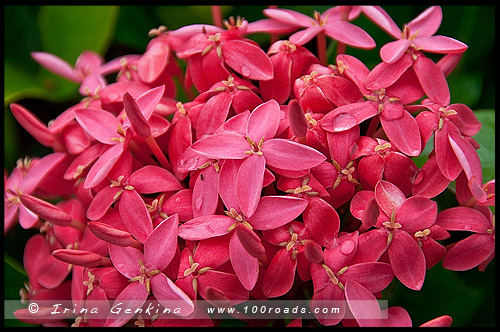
[415,35,468,54]
[31,51,79,81]
[229,233,260,291]
[448,132,483,184]
[191,133,249,160]
[324,20,376,49]
[342,262,394,294]
[221,40,274,80]
[118,190,153,243]
[105,282,148,327]
[408,6,442,37]
[345,279,383,327]
[246,99,281,144]
[234,224,266,258]
[442,234,495,271]
[380,110,421,156]
[128,165,183,194]
[249,196,308,230]
[374,180,406,217]
[365,53,413,90]
[151,273,194,316]
[178,215,234,240]
[196,91,233,139]
[388,230,426,290]
[262,138,326,171]
[263,248,297,298]
[413,55,450,105]
[396,196,437,234]
[75,108,122,144]
[10,103,54,147]
[303,197,340,246]
[145,214,179,271]
[436,206,491,233]
[108,244,143,279]
[237,154,266,218]
[199,270,249,305]
[84,144,124,189]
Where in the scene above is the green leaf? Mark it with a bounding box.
[4,62,46,107]
[473,109,495,183]
[4,254,38,327]
[447,71,483,107]
[383,263,493,327]
[38,6,119,63]
[4,253,27,278]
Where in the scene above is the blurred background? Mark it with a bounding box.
[4,6,495,327]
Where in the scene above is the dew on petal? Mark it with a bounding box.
[332,113,358,132]
[340,239,356,255]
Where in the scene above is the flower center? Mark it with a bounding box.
[374,142,392,156]
[282,40,297,53]
[244,137,264,155]
[302,71,319,85]
[183,255,212,277]
[402,24,420,41]
[129,258,160,295]
[226,208,253,231]
[322,264,345,291]
[223,16,245,29]
[332,160,359,189]
[285,177,319,197]
[383,209,402,245]
[146,194,169,220]
[82,270,97,296]
[110,124,126,143]
[311,10,328,26]
[438,107,457,130]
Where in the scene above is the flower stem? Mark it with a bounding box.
[211,6,223,28]
[366,116,380,138]
[336,42,346,56]
[317,31,327,65]
[145,135,171,171]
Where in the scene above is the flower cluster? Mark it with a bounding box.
[5,5,494,328]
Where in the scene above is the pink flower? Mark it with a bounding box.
[363,6,467,105]
[175,238,249,305]
[351,136,418,196]
[437,205,495,271]
[362,6,467,64]
[350,180,438,290]
[105,214,194,327]
[175,24,273,92]
[412,99,483,183]
[260,40,319,104]
[310,231,394,326]
[321,56,423,157]
[190,99,325,217]
[262,7,375,48]
[193,74,262,139]
[4,153,69,232]
[31,50,132,97]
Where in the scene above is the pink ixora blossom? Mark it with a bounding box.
[362,6,467,105]
[437,205,495,271]
[105,214,194,327]
[190,99,325,217]
[31,50,134,97]
[349,180,439,290]
[261,7,375,49]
